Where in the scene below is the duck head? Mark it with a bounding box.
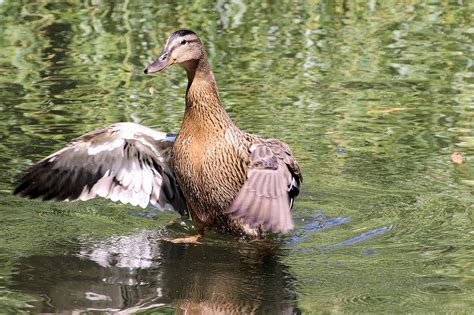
[144,29,203,74]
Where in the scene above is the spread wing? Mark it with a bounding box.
[225,141,302,233]
[14,122,187,215]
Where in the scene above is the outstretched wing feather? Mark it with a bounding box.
[226,143,301,233]
[14,122,187,216]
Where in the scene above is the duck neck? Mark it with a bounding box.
[182,55,234,132]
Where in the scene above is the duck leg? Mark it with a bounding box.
[167,225,205,244]
[169,234,202,244]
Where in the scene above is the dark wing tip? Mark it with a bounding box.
[13,179,27,196]
[13,157,101,202]
[13,160,49,198]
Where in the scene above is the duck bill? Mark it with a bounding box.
[144,52,173,74]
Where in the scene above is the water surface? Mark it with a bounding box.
[0,1,473,313]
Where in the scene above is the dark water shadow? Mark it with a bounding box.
[9,230,300,314]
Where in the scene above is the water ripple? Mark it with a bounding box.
[323,225,394,249]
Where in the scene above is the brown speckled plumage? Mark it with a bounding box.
[14,29,302,237]
[167,31,302,236]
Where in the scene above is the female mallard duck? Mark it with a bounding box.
[14,29,302,239]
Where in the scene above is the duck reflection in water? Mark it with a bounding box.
[10,230,300,314]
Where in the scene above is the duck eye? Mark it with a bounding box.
[180,39,187,45]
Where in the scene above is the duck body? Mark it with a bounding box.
[173,121,251,235]
[14,29,302,237]
[173,90,252,234]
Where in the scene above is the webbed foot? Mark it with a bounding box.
[166,234,202,244]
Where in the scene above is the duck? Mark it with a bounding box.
[14,29,303,240]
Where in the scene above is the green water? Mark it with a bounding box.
[0,1,473,313]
